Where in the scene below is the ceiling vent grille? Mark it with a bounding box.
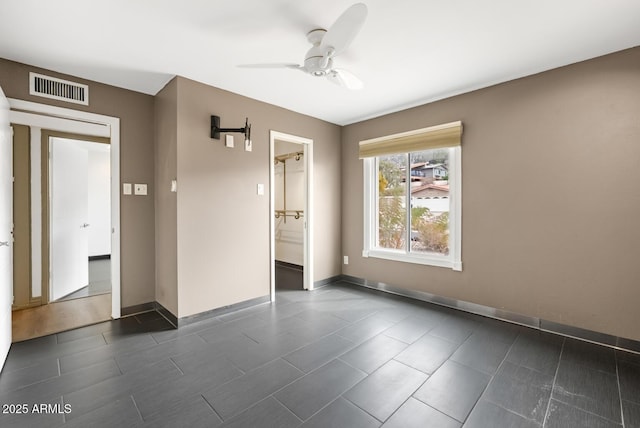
[29,72,89,105]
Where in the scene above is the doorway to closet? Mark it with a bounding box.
[270,131,313,298]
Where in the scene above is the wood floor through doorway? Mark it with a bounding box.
[12,293,111,342]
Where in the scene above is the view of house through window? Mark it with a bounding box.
[361,120,461,269]
[377,148,450,256]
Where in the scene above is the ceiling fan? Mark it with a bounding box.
[239,3,368,90]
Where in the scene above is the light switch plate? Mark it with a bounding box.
[134,184,147,195]
[171,180,177,192]
[123,183,132,195]
[225,135,234,148]
[257,183,264,195]
[245,139,252,152]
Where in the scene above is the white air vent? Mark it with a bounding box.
[29,72,89,105]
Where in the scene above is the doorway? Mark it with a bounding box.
[269,131,313,299]
[12,129,112,308]
[49,137,112,302]
[7,98,121,340]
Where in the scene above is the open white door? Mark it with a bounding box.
[50,138,89,301]
[0,86,12,369]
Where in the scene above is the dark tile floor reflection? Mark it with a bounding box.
[275,262,303,291]
[1,282,639,427]
[59,259,112,301]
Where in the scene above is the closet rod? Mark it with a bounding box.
[275,210,304,219]
[274,151,304,164]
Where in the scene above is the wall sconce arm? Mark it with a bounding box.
[211,115,251,141]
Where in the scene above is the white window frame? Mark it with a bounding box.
[363,146,462,271]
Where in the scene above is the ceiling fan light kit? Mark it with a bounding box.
[239,3,368,90]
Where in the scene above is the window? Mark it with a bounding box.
[360,122,462,270]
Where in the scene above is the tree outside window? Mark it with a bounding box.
[377,149,450,255]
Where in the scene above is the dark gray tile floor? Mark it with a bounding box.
[1,281,639,427]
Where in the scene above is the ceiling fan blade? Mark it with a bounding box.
[326,69,364,90]
[321,3,368,56]
[238,63,302,70]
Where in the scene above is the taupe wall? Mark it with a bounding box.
[154,78,178,315]
[173,77,341,317]
[0,59,156,307]
[341,47,640,341]
[5,48,636,341]
[11,125,30,308]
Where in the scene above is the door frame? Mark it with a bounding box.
[8,98,121,319]
[269,130,313,301]
[0,86,12,369]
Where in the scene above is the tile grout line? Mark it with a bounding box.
[99,330,108,345]
[101,331,109,346]
[458,328,520,425]
[130,394,144,423]
[149,330,162,345]
[203,356,306,420]
[340,337,431,423]
[266,357,365,422]
[615,352,625,428]
[241,331,261,345]
[423,400,466,425]
[481,393,548,424]
[489,403,546,425]
[332,354,371,377]
[61,395,68,424]
[113,357,124,376]
[368,373,432,424]
[168,357,184,375]
[544,344,623,425]
[551,394,625,425]
[281,336,358,370]
[341,391,390,423]
[269,393,305,423]
[542,336,566,428]
[200,393,225,423]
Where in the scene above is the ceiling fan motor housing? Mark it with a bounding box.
[304,56,334,76]
[305,29,333,76]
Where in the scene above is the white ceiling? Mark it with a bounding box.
[1,0,639,125]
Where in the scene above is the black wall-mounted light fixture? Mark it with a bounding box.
[210,115,251,142]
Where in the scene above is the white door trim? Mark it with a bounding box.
[269,131,313,301]
[0,86,12,369]
[8,98,121,319]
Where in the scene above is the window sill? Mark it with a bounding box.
[362,249,462,271]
